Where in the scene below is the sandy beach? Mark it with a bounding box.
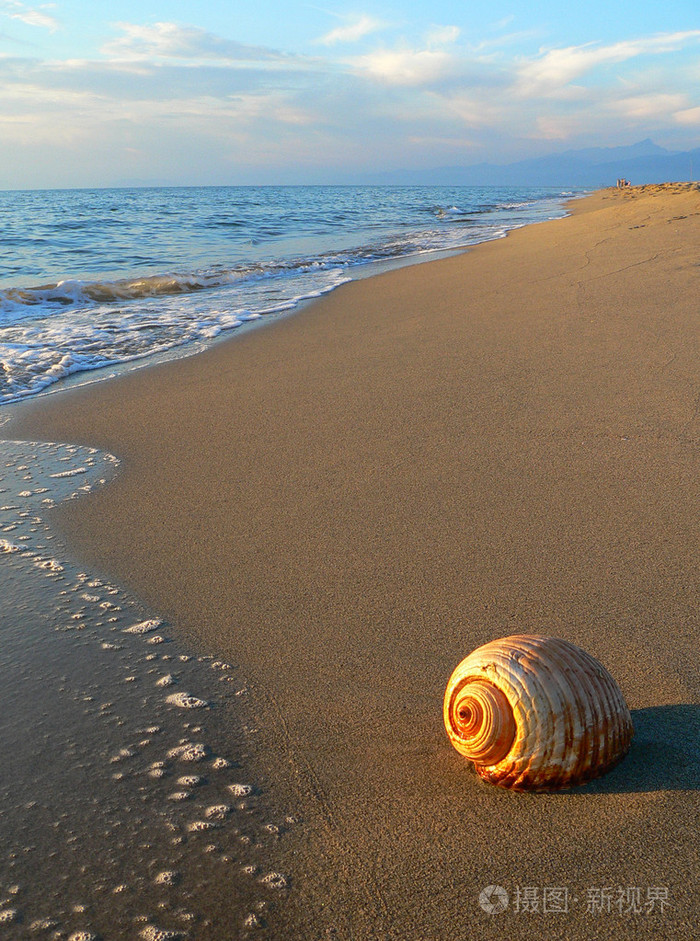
[6,183,700,939]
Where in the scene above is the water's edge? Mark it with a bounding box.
[0,438,295,937]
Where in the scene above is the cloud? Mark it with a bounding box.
[317,14,385,46]
[674,106,700,126]
[102,21,297,66]
[609,92,688,121]
[534,114,597,141]
[434,90,506,128]
[2,15,700,186]
[516,30,700,97]
[0,1,58,32]
[352,46,460,86]
[426,25,460,48]
[350,24,465,87]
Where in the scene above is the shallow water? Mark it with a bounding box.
[0,437,293,938]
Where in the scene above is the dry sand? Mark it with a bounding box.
[7,183,700,939]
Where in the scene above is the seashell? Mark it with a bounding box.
[443,634,633,790]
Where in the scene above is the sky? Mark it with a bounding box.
[0,0,699,188]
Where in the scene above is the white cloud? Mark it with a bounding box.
[609,92,688,121]
[674,106,700,126]
[534,114,596,140]
[468,29,541,55]
[353,46,459,86]
[317,14,385,46]
[0,1,58,32]
[102,21,296,66]
[516,30,700,97]
[426,25,460,48]
[434,90,505,128]
[350,24,465,87]
[1,15,700,185]
[491,16,515,31]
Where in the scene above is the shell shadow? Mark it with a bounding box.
[579,705,700,793]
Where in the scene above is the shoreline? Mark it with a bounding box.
[4,183,700,938]
[1,185,577,410]
[0,183,576,409]
[0,440,291,937]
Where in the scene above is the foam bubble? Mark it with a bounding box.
[139,927,183,941]
[0,437,285,932]
[124,619,162,635]
[110,748,135,762]
[167,742,209,762]
[165,692,209,709]
[50,467,88,478]
[228,783,253,797]
[187,820,217,832]
[205,805,231,820]
[260,872,288,890]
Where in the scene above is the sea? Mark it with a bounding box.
[0,184,582,936]
[0,184,583,405]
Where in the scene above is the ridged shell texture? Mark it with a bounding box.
[443,634,633,790]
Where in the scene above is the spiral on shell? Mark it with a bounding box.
[443,634,633,790]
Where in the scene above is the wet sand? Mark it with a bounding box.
[5,183,700,939]
[0,440,291,937]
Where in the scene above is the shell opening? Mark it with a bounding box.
[448,679,516,766]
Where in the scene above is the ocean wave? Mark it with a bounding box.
[0,266,351,403]
[0,225,483,319]
[0,269,250,313]
[0,185,578,403]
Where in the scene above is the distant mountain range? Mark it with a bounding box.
[356,139,699,187]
